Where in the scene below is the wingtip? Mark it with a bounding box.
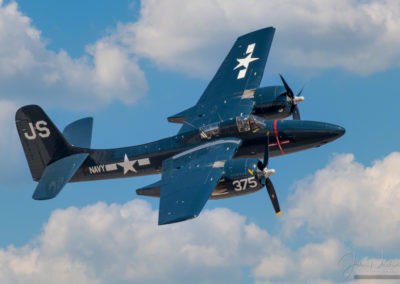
[237,26,275,40]
[32,192,52,200]
[158,213,199,226]
[276,211,281,216]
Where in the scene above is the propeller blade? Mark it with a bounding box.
[257,133,280,215]
[297,87,304,97]
[292,105,301,120]
[279,73,294,98]
[265,178,281,215]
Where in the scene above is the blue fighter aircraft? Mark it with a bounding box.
[15,27,345,225]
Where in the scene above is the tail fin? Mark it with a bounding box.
[15,105,71,181]
[63,117,93,148]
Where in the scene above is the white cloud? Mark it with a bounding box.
[0,1,147,110]
[283,152,400,250]
[2,0,399,109]
[0,199,359,284]
[253,239,345,283]
[115,0,400,76]
[0,1,150,185]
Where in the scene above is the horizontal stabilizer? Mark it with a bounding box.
[63,117,93,148]
[33,153,89,200]
[136,180,162,197]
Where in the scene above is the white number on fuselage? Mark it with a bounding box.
[232,176,257,191]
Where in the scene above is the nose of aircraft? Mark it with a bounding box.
[275,120,345,147]
[326,123,345,138]
[305,121,345,145]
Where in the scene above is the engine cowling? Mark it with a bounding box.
[252,86,292,120]
[211,158,264,199]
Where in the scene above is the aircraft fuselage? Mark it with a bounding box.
[69,117,345,187]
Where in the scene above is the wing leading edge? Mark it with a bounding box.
[158,138,242,225]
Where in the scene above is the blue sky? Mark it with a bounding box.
[1,0,400,283]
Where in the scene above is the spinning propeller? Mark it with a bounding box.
[279,73,304,120]
[255,133,281,215]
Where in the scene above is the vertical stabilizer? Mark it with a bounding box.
[15,105,71,181]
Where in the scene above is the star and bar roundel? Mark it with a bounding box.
[88,154,150,175]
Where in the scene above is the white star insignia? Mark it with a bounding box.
[234,53,259,70]
[118,154,137,175]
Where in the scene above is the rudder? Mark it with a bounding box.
[15,105,71,181]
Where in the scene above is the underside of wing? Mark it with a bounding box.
[158,138,242,225]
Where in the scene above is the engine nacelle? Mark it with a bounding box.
[252,86,292,120]
[211,158,264,199]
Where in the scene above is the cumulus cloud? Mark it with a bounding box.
[0,199,358,284]
[113,0,400,76]
[2,0,399,110]
[283,152,400,250]
[0,0,151,185]
[0,1,147,109]
[253,239,346,283]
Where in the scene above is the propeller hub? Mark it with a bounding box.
[293,96,304,105]
[263,168,275,178]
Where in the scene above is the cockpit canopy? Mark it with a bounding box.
[236,115,265,133]
[199,115,266,140]
[200,122,220,139]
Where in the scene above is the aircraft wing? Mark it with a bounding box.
[174,27,275,133]
[158,138,242,225]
